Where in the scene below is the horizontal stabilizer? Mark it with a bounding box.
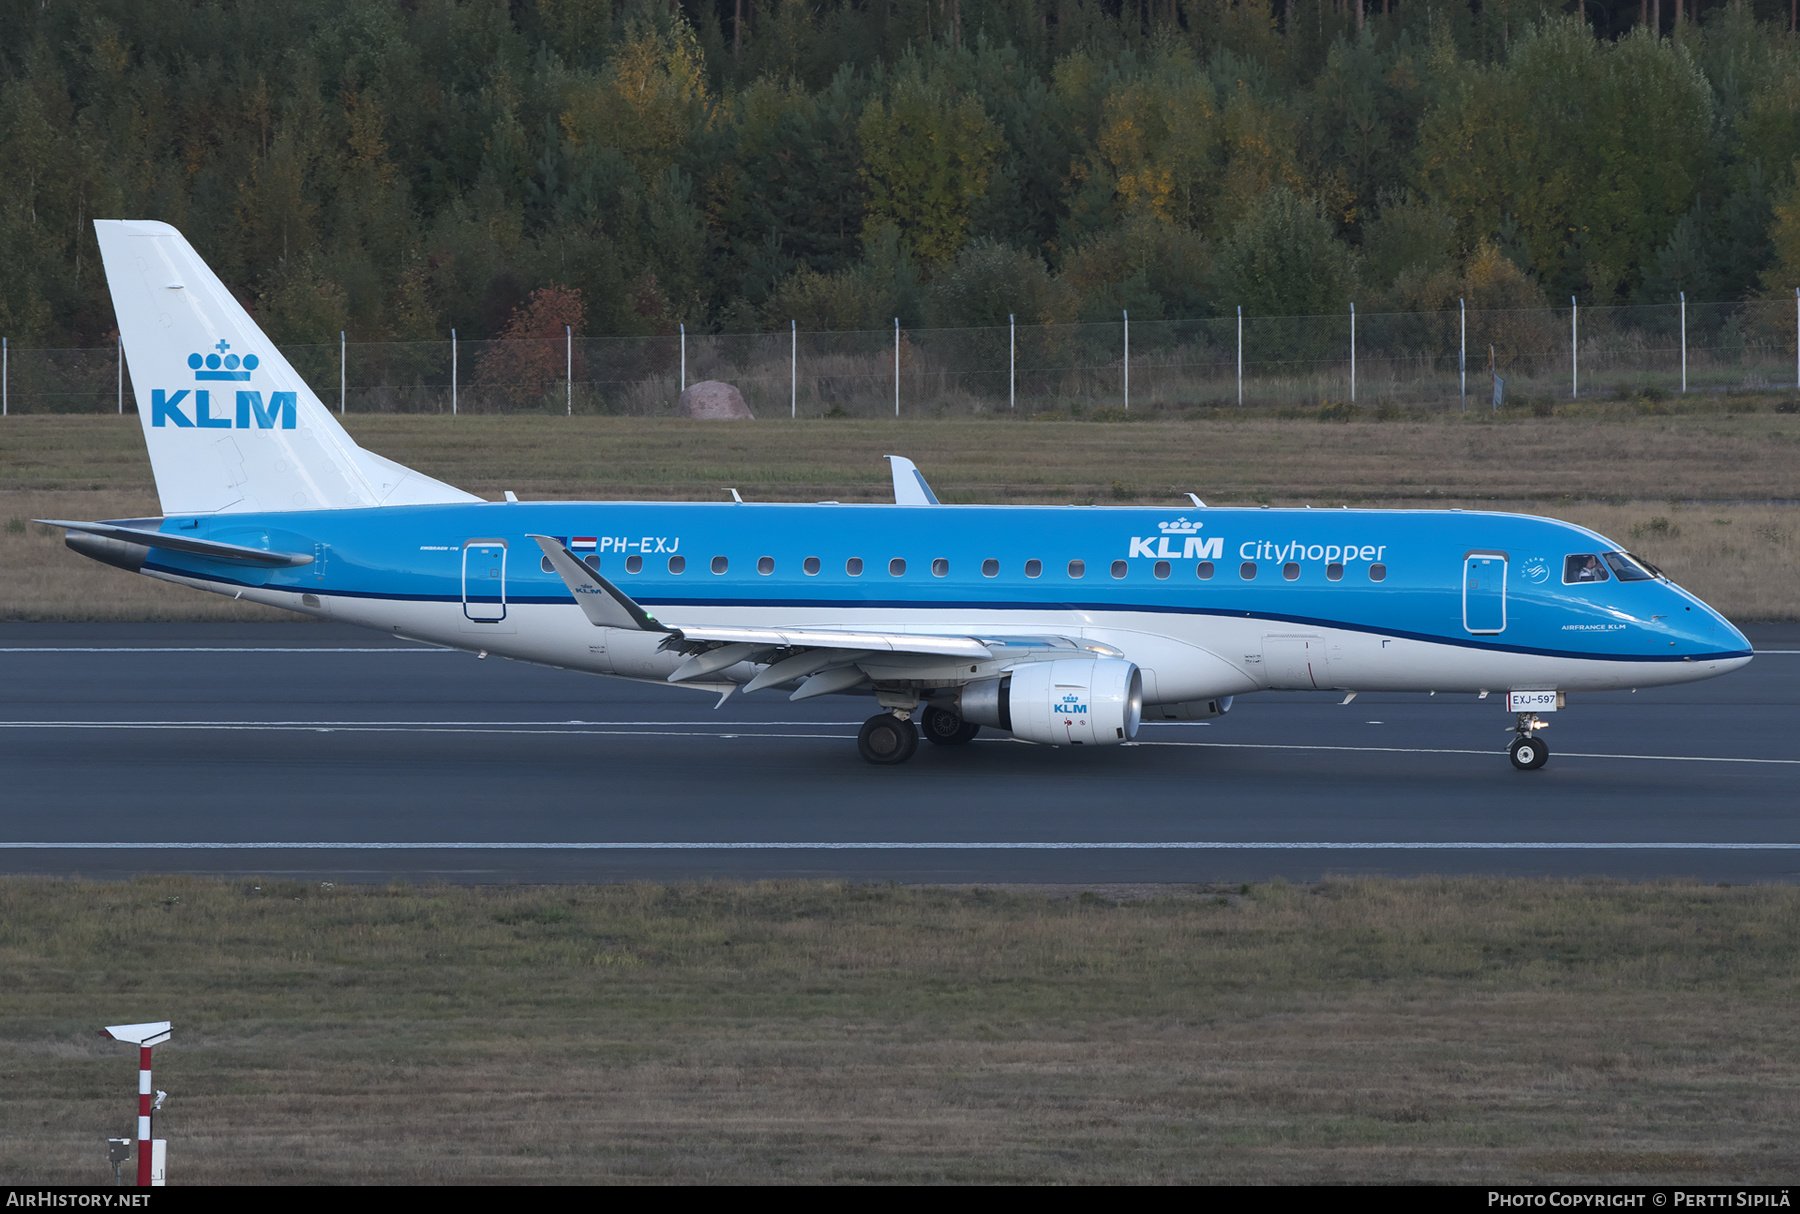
[39,519,313,567]
[528,535,672,631]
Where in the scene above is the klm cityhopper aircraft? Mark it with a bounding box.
[52,220,1752,768]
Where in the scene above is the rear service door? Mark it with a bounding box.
[463,540,508,622]
[1463,552,1507,634]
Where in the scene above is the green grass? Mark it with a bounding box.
[4,876,1798,1183]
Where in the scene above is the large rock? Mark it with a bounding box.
[677,380,754,419]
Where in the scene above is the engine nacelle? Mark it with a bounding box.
[1146,696,1233,721]
[961,657,1143,746]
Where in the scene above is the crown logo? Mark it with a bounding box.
[188,340,258,382]
[1157,517,1203,534]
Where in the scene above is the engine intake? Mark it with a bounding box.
[961,657,1143,746]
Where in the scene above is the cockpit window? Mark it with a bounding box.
[1603,551,1660,581]
[1563,554,1609,583]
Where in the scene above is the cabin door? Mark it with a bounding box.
[462,540,508,623]
[1463,553,1507,635]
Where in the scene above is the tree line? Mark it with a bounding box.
[3,0,1798,350]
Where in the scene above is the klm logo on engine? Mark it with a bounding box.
[1128,517,1223,560]
[152,341,294,429]
[1053,693,1087,716]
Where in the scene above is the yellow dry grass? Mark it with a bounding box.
[2,877,1797,1184]
[3,414,1796,619]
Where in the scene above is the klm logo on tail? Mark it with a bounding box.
[152,341,293,429]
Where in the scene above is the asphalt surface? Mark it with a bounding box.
[2,621,1797,884]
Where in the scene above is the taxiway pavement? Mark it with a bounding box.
[2,622,1795,883]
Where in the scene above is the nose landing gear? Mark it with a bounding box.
[1508,712,1551,770]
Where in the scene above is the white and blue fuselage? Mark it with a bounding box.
[60,219,1752,769]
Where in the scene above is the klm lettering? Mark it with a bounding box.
[1128,534,1222,560]
[152,389,296,429]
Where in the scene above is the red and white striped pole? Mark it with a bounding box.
[136,1044,153,1186]
[100,1022,170,1188]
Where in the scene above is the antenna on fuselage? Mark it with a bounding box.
[1186,493,1206,508]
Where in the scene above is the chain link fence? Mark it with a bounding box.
[5,296,1796,418]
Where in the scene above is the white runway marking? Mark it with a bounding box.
[1,720,1794,765]
[3,841,1798,851]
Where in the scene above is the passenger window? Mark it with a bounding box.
[710,555,727,574]
[626,554,643,574]
[846,557,863,576]
[541,555,554,573]
[1068,559,1085,578]
[1369,563,1387,582]
[1603,551,1657,581]
[583,556,600,572]
[1110,560,1127,579]
[1197,561,1214,580]
[1564,554,1609,583]
[1024,559,1042,578]
[803,556,820,576]
[1153,561,1170,579]
[981,559,999,578]
[889,558,906,576]
[757,556,774,575]
[931,558,948,577]
[1240,562,1257,580]
[1326,562,1344,581]
[669,555,686,574]
[1283,562,1300,581]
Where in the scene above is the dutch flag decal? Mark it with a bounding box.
[571,537,598,551]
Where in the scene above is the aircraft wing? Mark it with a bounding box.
[529,534,1096,700]
[38,519,314,567]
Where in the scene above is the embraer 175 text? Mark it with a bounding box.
[49,220,1753,768]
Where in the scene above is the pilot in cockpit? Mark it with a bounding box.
[1566,553,1608,583]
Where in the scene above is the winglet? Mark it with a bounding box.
[885,456,940,505]
[528,535,674,632]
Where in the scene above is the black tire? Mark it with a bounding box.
[920,705,981,746]
[857,713,919,765]
[1509,735,1549,771]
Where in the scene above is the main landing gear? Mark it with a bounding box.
[920,705,980,746]
[1508,713,1551,771]
[859,706,979,764]
[857,712,919,765]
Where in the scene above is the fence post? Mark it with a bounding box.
[1349,301,1356,403]
[679,322,686,394]
[893,318,900,417]
[1009,313,1015,411]
[1459,298,1466,413]
[1680,292,1687,394]
[1236,306,1242,407]
[451,329,457,415]
[339,331,346,414]
[791,320,797,419]
[1570,297,1578,399]
[566,325,572,415]
[118,335,124,414]
[1122,309,1129,410]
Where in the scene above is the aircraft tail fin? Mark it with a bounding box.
[94,219,479,516]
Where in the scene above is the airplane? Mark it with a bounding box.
[45,220,1752,769]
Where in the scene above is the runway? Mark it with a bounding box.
[3,622,1797,883]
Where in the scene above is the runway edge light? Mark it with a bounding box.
[99,1021,170,1186]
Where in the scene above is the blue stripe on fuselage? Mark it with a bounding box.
[142,501,1752,662]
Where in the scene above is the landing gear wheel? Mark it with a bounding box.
[920,705,980,746]
[858,713,919,765]
[1509,735,1550,771]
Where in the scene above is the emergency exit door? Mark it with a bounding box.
[1463,552,1507,634]
[463,540,508,622]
